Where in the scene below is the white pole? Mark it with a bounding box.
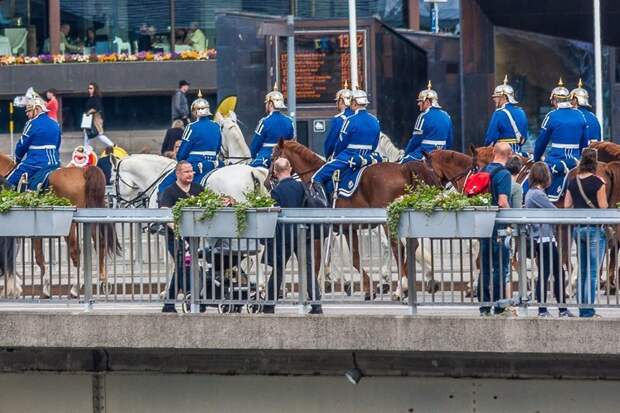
[348,0,359,89]
[593,0,604,128]
[286,15,296,128]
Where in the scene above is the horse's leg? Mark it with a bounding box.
[68,224,82,298]
[32,238,51,298]
[349,229,373,300]
[95,225,111,295]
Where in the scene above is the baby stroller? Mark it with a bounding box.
[181,238,264,313]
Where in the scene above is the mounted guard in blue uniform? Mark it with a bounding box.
[571,79,602,144]
[311,88,382,198]
[249,84,295,169]
[401,81,453,163]
[176,90,222,185]
[7,95,61,190]
[324,82,354,160]
[484,75,528,154]
[533,79,588,201]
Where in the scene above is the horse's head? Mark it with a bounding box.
[426,150,476,191]
[217,111,250,161]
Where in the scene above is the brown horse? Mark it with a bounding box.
[0,153,120,297]
[589,141,620,163]
[269,140,441,299]
[426,148,620,294]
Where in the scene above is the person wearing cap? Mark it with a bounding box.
[311,88,381,195]
[324,82,354,160]
[401,81,453,163]
[6,95,61,188]
[534,79,588,198]
[172,80,190,124]
[571,79,602,144]
[176,91,222,185]
[484,75,528,154]
[249,84,295,169]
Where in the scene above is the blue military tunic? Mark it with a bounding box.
[484,103,528,153]
[176,117,222,185]
[249,111,295,168]
[534,104,588,176]
[401,107,453,163]
[312,108,381,189]
[7,112,61,188]
[324,107,353,159]
[577,106,602,143]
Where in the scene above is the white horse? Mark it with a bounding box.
[207,111,268,200]
[111,154,177,208]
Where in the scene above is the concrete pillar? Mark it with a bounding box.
[48,0,60,55]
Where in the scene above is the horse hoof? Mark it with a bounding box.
[425,280,440,294]
[99,281,112,295]
[364,292,374,301]
[376,282,391,295]
[344,281,352,297]
[70,285,80,299]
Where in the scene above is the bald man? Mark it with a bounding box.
[263,157,323,315]
[479,141,512,316]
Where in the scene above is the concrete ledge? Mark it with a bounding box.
[1,312,619,378]
[0,312,618,354]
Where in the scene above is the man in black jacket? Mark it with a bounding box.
[263,158,322,314]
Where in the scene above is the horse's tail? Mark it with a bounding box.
[402,160,441,189]
[84,166,122,256]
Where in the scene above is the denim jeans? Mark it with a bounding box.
[479,228,510,314]
[534,241,567,313]
[573,226,606,317]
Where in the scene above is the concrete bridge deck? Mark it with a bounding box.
[1,304,620,380]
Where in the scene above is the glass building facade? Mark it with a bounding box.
[0,0,417,56]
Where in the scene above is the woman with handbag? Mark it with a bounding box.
[83,82,114,147]
[524,162,572,317]
[564,148,608,318]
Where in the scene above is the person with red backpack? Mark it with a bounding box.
[477,142,513,316]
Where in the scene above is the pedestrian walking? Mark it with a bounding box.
[172,80,190,124]
[84,82,114,147]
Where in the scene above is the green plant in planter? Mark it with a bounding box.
[172,187,275,237]
[0,189,72,214]
[386,183,491,238]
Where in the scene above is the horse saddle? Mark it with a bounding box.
[334,166,370,199]
[20,165,58,192]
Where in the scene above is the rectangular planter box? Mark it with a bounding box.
[398,208,499,238]
[179,208,280,238]
[0,207,76,236]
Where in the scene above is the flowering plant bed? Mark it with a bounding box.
[387,183,496,238]
[0,49,216,66]
[173,188,279,238]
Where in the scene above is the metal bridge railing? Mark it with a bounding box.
[0,208,619,315]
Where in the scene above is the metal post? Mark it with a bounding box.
[189,237,199,314]
[593,0,604,127]
[406,238,417,315]
[297,224,308,314]
[348,0,359,88]
[83,224,93,312]
[9,102,14,160]
[286,15,296,128]
[517,226,528,316]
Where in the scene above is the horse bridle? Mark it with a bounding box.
[113,158,175,207]
[424,155,473,191]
